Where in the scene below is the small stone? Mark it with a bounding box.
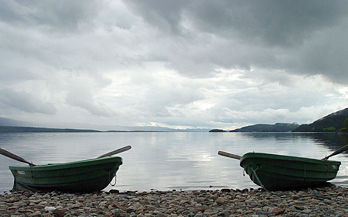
[196,197,205,203]
[272,208,285,215]
[53,208,66,217]
[295,205,305,210]
[44,206,56,211]
[216,197,226,205]
[244,210,254,215]
[127,206,136,213]
[30,211,41,217]
[8,205,19,210]
[194,204,206,212]
[221,189,231,193]
[146,205,157,211]
[211,194,218,200]
[302,209,311,214]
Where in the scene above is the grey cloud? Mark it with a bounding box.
[126,0,347,46]
[65,90,114,117]
[0,0,100,32]
[187,0,346,46]
[124,0,348,84]
[125,0,189,34]
[0,70,37,83]
[295,26,348,84]
[0,88,56,114]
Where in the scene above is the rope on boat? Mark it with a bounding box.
[110,174,117,187]
[251,167,268,191]
[30,167,33,179]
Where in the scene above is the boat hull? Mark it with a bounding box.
[240,153,341,190]
[9,156,122,192]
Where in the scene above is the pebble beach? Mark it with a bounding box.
[0,185,347,217]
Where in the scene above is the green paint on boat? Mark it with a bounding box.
[9,156,122,192]
[240,153,341,191]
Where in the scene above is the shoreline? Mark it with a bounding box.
[1,185,347,216]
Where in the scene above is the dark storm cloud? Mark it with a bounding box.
[124,0,348,84]
[187,0,346,46]
[125,0,189,34]
[0,0,100,32]
[126,0,346,46]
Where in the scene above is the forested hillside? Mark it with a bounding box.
[231,123,299,132]
[293,108,348,132]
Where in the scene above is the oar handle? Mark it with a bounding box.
[0,148,35,166]
[218,151,242,160]
[322,144,348,160]
[97,145,132,158]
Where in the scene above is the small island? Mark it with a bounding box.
[209,129,227,132]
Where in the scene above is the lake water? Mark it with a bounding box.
[0,132,347,193]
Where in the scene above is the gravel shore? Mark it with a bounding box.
[1,185,347,217]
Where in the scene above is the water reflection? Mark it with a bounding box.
[234,132,348,158]
[0,132,347,193]
[300,133,347,149]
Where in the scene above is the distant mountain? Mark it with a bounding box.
[0,117,209,132]
[0,117,29,126]
[0,117,99,133]
[112,126,208,132]
[0,125,208,133]
[293,108,348,132]
[230,123,299,132]
[0,126,100,133]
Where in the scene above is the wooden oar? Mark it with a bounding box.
[321,144,348,160]
[97,145,132,158]
[0,148,35,166]
[218,151,242,160]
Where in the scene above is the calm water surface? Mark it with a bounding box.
[0,132,347,193]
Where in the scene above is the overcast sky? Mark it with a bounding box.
[0,0,347,130]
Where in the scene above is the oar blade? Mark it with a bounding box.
[98,145,132,158]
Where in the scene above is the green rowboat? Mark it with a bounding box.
[9,156,122,192]
[240,153,341,190]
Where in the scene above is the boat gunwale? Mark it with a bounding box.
[8,156,122,171]
[240,152,341,166]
